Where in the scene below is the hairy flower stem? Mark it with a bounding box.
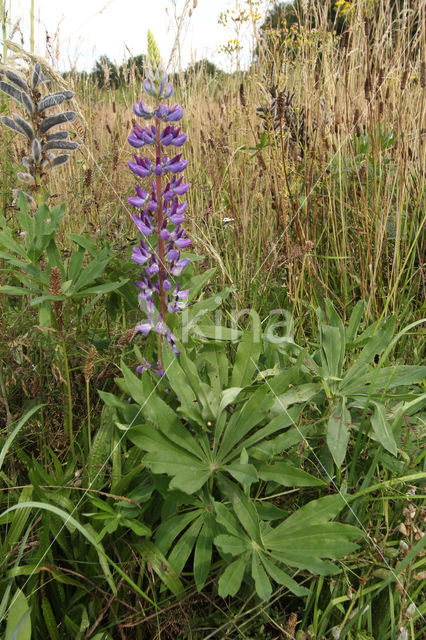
[155,116,167,364]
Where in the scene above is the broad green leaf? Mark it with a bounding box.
[218,556,246,597]
[187,267,216,301]
[342,365,426,396]
[5,588,31,640]
[327,397,351,467]
[261,555,309,596]
[162,347,203,424]
[257,462,325,487]
[252,554,272,600]
[320,324,343,381]
[370,402,397,456]
[67,246,86,282]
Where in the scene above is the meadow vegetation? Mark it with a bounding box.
[0,0,425,638]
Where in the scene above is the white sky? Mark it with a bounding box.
[8,0,269,72]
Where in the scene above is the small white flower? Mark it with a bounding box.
[223,217,235,223]
[406,602,417,617]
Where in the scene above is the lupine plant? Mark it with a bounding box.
[0,60,78,205]
[127,31,191,369]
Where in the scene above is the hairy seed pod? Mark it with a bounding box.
[17,172,35,184]
[50,154,70,168]
[0,81,27,105]
[47,130,69,141]
[44,140,79,151]
[14,189,36,208]
[0,115,26,137]
[38,90,74,112]
[39,110,77,134]
[31,138,42,164]
[21,91,34,114]
[22,157,31,169]
[12,113,35,140]
[32,62,49,89]
[4,70,30,93]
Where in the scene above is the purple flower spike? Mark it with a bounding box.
[127,53,194,367]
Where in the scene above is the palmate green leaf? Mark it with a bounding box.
[200,344,229,393]
[370,402,397,455]
[265,523,360,558]
[257,461,325,487]
[327,397,351,467]
[5,588,31,640]
[252,554,272,601]
[218,556,246,598]
[214,502,241,537]
[128,425,210,494]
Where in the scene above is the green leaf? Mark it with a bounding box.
[0,285,31,296]
[195,324,241,341]
[231,323,262,388]
[136,540,184,596]
[0,405,44,472]
[346,300,365,343]
[215,534,249,556]
[264,494,348,537]
[75,280,128,296]
[261,556,309,596]
[194,521,214,591]
[218,386,273,459]
[257,462,325,487]
[370,402,397,456]
[327,397,351,467]
[226,462,259,485]
[5,588,31,640]
[218,556,246,597]
[270,383,322,413]
[155,511,201,555]
[168,517,203,575]
[218,477,261,544]
[251,554,272,600]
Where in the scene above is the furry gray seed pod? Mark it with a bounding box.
[39,111,77,134]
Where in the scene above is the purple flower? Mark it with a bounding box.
[128,54,194,368]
